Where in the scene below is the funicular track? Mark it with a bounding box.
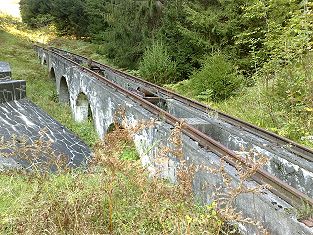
[49,47,313,161]
[37,45,313,212]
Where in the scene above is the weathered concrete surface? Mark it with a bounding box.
[166,99,313,198]
[0,61,11,78]
[0,99,91,169]
[0,157,19,171]
[91,58,313,198]
[37,47,313,235]
[0,79,26,103]
[93,64,313,199]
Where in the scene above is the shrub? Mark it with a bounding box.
[139,41,178,85]
[190,54,244,102]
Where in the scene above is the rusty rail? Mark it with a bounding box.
[36,45,313,209]
[47,46,313,163]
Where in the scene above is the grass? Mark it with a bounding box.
[167,64,313,149]
[0,20,97,146]
[0,128,224,235]
[0,122,271,234]
[216,68,313,149]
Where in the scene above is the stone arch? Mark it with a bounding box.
[42,55,47,65]
[75,92,93,123]
[107,123,116,133]
[59,76,70,104]
[107,122,123,133]
[49,67,56,82]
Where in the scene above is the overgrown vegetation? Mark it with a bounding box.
[0,113,274,234]
[0,127,225,234]
[0,128,220,234]
[0,14,296,232]
[17,0,313,148]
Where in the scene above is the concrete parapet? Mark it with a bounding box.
[0,79,26,103]
[0,62,11,79]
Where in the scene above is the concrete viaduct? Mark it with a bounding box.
[37,47,313,235]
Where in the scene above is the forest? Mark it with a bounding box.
[19,0,313,146]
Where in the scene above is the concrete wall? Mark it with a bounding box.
[37,48,313,235]
[0,59,90,170]
[0,80,26,103]
[0,62,12,78]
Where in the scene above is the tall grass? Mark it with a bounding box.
[1,117,274,234]
[0,127,224,235]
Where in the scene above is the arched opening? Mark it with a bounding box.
[42,56,47,65]
[107,122,123,133]
[74,93,98,143]
[59,76,70,104]
[75,92,93,123]
[49,67,56,81]
[105,122,139,161]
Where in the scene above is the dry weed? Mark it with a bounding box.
[0,128,70,176]
[0,108,270,235]
[153,120,270,234]
[0,119,220,234]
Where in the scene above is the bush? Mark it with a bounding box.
[139,41,178,85]
[190,54,244,102]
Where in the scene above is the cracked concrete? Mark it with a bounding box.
[0,99,91,169]
[0,61,91,170]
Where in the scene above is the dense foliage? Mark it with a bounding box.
[20,0,313,79]
[188,54,244,102]
[18,0,313,144]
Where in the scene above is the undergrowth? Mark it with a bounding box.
[0,127,224,235]
[0,16,97,146]
[0,110,272,234]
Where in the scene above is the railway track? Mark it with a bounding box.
[38,46,313,211]
[49,47,313,160]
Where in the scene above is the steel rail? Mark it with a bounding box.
[37,45,313,208]
[47,46,313,163]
